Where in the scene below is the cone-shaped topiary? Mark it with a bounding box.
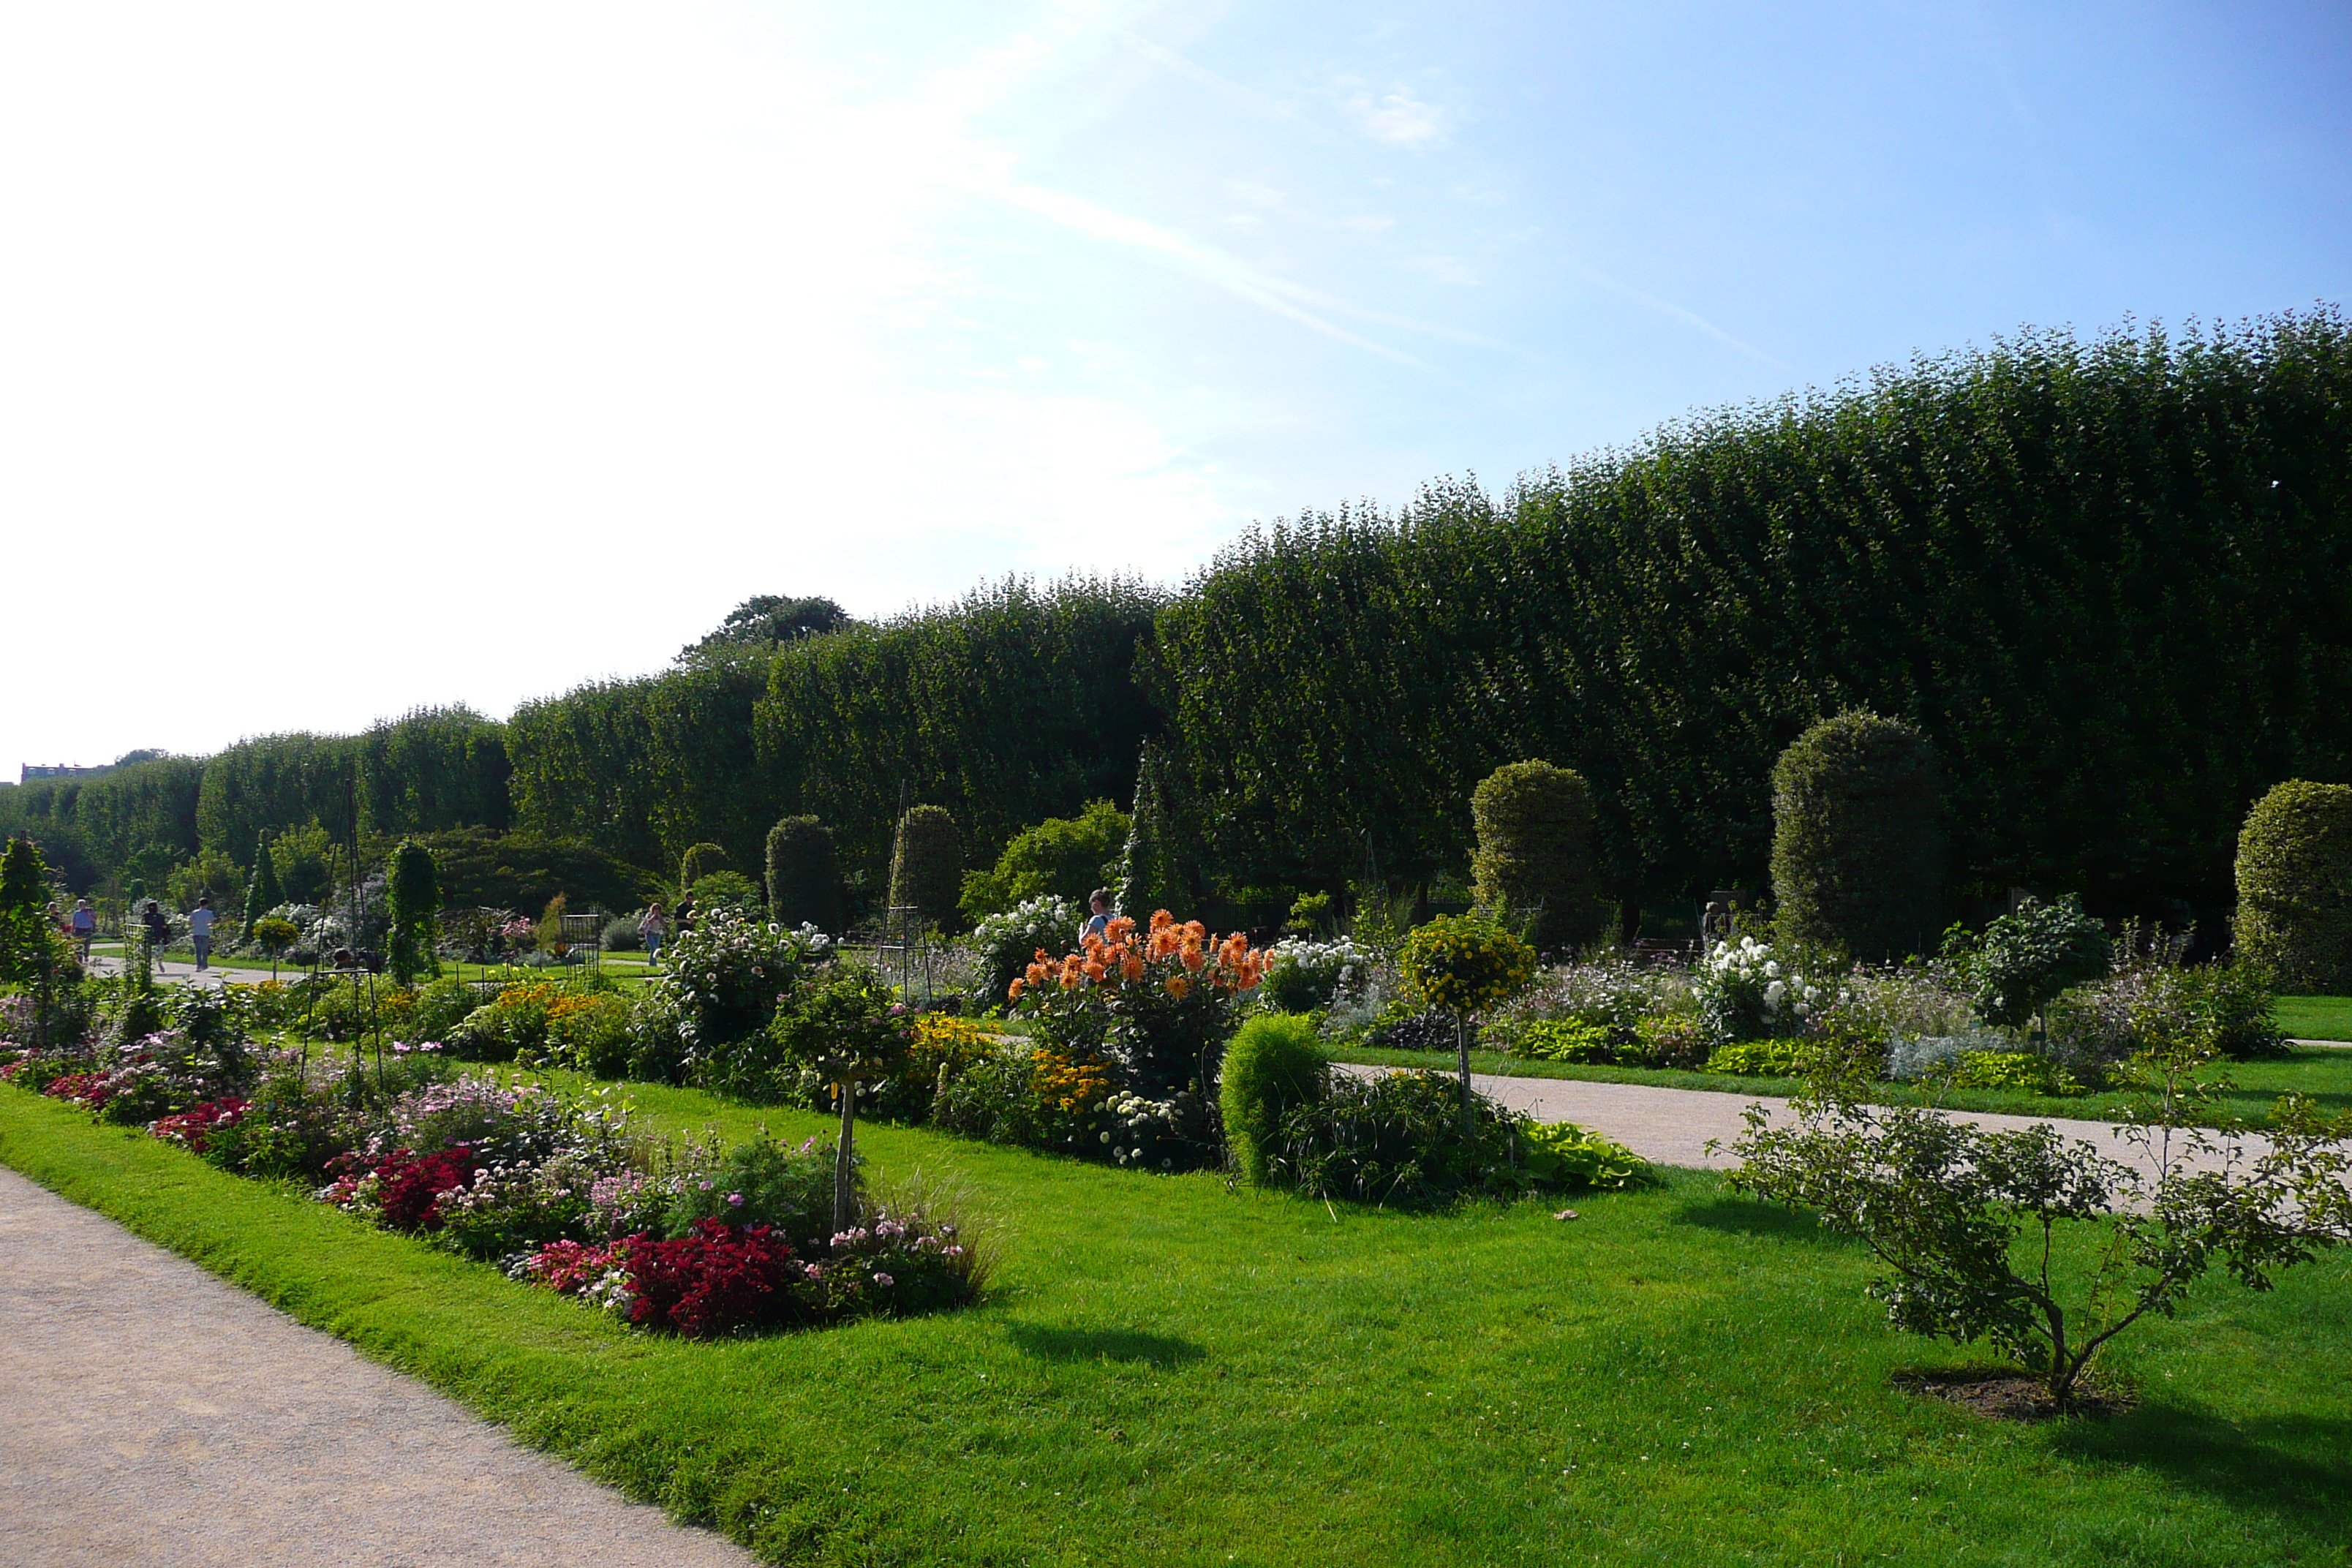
[242,832,281,932]
[0,835,44,915]
[386,838,441,985]
[766,815,843,933]
[1117,741,1188,923]
[1220,1011,1330,1187]
[1770,711,1944,958]
[2234,780,2352,992]
[1469,761,1608,951]
[889,806,963,931]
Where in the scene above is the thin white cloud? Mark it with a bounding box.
[1340,85,1449,148]
[1569,263,1789,369]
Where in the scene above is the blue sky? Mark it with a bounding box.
[1,0,2345,769]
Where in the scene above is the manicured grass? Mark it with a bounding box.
[5,1082,2350,1564]
[1327,1043,2352,1128]
[2278,995,2352,1042]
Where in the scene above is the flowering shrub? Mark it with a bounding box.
[659,909,833,1066]
[1010,911,1267,1094]
[620,1220,805,1338]
[454,981,562,1061]
[970,895,1081,1011]
[1692,938,1825,1043]
[434,1150,604,1259]
[1099,1087,1218,1172]
[149,1097,249,1155]
[1398,916,1536,1017]
[1265,1070,1534,1208]
[200,1070,350,1178]
[1259,936,1373,1015]
[42,1070,113,1108]
[327,1144,480,1232]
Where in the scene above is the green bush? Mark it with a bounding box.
[1518,1121,1650,1189]
[2234,779,2352,993]
[1703,1039,1809,1077]
[1220,1013,1330,1186]
[889,806,964,931]
[1469,761,1608,951]
[1264,1070,1529,1208]
[958,799,1128,923]
[660,1134,842,1247]
[386,838,440,985]
[1950,1050,2084,1096]
[689,870,761,914]
[679,842,728,892]
[1769,712,1942,959]
[1504,1017,1620,1063]
[1959,896,2110,1030]
[766,815,844,933]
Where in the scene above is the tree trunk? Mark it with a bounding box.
[832,1080,858,1237]
[1456,1011,1474,1135]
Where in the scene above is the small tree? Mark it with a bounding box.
[1469,761,1608,952]
[766,815,844,933]
[1954,894,2110,1034]
[1398,914,1536,1131]
[1732,1032,2352,1409]
[243,832,282,932]
[386,839,441,986]
[252,915,300,981]
[0,836,60,992]
[537,892,570,957]
[1117,742,1187,924]
[2234,779,2352,993]
[889,806,963,932]
[1770,711,1944,958]
[770,965,913,1233]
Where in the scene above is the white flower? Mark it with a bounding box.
[1764,980,1787,1006]
[1763,961,1781,979]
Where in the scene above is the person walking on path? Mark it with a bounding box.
[68,898,95,962]
[188,895,217,972]
[139,898,168,959]
[638,902,668,965]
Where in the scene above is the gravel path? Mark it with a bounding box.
[1336,1063,2272,1180]
[0,1164,755,1568]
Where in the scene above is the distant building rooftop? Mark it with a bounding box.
[19,764,108,783]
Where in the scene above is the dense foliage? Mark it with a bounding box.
[1769,712,1943,958]
[1468,761,1607,951]
[958,798,1128,924]
[2234,779,2352,992]
[888,807,963,931]
[764,815,844,934]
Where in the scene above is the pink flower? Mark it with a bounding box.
[726,1192,745,1207]
[872,1273,894,1287]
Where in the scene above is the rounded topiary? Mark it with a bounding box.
[1469,760,1608,951]
[2234,779,2352,992]
[889,806,964,931]
[678,842,728,892]
[766,815,843,934]
[1769,710,1943,958]
[1220,1011,1330,1187]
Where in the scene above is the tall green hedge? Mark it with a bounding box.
[766,815,844,933]
[1147,310,2352,922]
[2234,780,2352,992]
[1770,712,1943,957]
[1469,761,1607,951]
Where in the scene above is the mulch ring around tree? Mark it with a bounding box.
[1893,1368,2139,1422]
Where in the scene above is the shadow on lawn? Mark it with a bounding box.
[1673,1196,1850,1246]
[2056,1403,2352,1536]
[1008,1324,1205,1368]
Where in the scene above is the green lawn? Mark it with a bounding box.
[2278,995,2352,1042]
[4,1080,2348,1565]
[1327,1042,2352,1128]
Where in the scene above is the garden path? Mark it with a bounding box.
[0,1164,755,1568]
[1335,1064,2277,1182]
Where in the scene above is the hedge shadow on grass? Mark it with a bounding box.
[1671,1195,1852,1246]
[1006,1324,1204,1368]
[2054,1405,2352,1538]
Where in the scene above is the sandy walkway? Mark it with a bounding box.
[0,1164,755,1568]
[1337,1063,2274,1180]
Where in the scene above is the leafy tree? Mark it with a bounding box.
[766,815,843,932]
[679,595,852,660]
[165,848,243,916]
[243,832,282,930]
[769,965,913,1232]
[1398,914,1536,1130]
[1469,761,1608,952]
[959,799,1128,923]
[1116,744,1186,923]
[678,841,729,894]
[1770,712,1944,959]
[0,834,45,916]
[386,838,441,984]
[889,806,963,932]
[1952,895,2111,1033]
[2234,779,2352,992]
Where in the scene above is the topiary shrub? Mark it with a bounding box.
[889,806,964,932]
[1769,711,1943,959]
[1469,761,1609,951]
[766,815,844,934]
[1220,1012,1330,1186]
[1116,742,1188,924]
[678,842,728,893]
[386,839,440,986]
[2234,780,2352,993]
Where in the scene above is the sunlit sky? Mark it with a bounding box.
[4,1,2347,772]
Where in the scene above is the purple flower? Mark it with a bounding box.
[726,1192,745,1206]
